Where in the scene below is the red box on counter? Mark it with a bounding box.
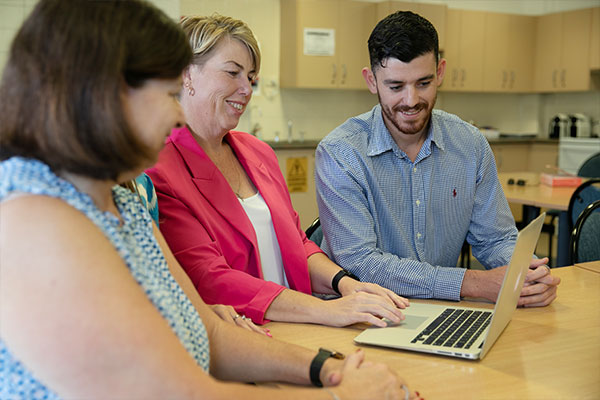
[540,173,583,187]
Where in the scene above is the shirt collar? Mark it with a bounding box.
[367,105,445,160]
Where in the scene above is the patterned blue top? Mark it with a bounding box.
[0,157,210,400]
[315,105,518,301]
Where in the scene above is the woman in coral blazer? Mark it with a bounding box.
[147,14,408,326]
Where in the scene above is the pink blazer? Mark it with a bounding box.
[146,126,322,324]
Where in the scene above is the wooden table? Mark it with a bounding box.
[499,172,578,267]
[267,267,600,399]
[575,260,600,274]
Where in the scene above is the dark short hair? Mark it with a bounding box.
[368,11,439,72]
[0,0,192,180]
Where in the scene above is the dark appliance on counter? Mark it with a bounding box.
[549,113,568,139]
[568,113,592,138]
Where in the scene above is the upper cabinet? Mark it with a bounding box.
[375,1,447,51]
[590,7,600,70]
[280,0,375,89]
[280,2,598,93]
[483,13,535,92]
[440,9,486,92]
[534,8,592,92]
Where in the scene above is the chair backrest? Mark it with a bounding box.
[570,200,600,263]
[305,217,323,247]
[578,152,600,178]
[567,179,600,233]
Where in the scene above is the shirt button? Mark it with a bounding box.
[413,167,417,172]
[417,233,422,239]
[416,200,420,206]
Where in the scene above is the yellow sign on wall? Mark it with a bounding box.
[286,157,308,193]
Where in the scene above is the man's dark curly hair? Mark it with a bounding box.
[368,11,439,71]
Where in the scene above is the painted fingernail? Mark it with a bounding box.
[416,391,420,396]
[266,332,272,338]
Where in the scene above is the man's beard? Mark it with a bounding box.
[378,92,436,136]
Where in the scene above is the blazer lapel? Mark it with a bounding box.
[169,128,257,246]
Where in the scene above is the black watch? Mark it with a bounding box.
[309,348,345,387]
[332,268,360,295]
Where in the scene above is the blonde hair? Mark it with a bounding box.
[180,14,261,74]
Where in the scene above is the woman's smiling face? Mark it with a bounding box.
[183,36,256,136]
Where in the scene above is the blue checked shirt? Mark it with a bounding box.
[315,105,518,301]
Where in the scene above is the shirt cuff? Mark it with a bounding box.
[433,266,467,301]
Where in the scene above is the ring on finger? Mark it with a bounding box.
[233,314,240,320]
[401,384,409,400]
[240,315,247,321]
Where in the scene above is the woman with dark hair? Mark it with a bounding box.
[0,1,416,399]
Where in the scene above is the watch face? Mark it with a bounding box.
[320,348,345,360]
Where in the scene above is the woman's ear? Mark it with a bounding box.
[182,66,193,87]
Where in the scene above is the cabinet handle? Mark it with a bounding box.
[461,69,465,87]
[510,70,515,89]
[560,69,566,88]
[552,70,557,88]
[331,64,337,85]
[502,70,507,88]
[452,69,458,87]
[341,64,347,85]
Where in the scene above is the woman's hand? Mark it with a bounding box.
[338,278,410,309]
[209,304,271,337]
[322,350,421,400]
[322,291,406,328]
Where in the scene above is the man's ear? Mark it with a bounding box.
[436,58,446,87]
[362,67,378,94]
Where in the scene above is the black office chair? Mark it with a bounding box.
[578,152,600,178]
[567,179,600,234]
[537,154,600,265]
[305,217,323,247]
[459,240,471,269]
[570,199,600,263]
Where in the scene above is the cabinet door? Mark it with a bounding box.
[483,12,510,92]
[491,144,529,172]
[534,12,563,92]
[457,10,485,91]
[508,15,535,92]
[561,8,591,91]
[417,2,447,51]
[338,1,375,89]
[440,9,461,91]
[591,7,600,70]
[280,0,339,88]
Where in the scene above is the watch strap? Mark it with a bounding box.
[309,348,344,387]
[332,269,359,295]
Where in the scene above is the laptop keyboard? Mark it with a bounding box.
[410,308,492,349]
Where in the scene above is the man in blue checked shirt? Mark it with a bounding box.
[315,11,560,307]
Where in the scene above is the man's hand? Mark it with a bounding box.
[519,258,560,307]
[461,257,560,307]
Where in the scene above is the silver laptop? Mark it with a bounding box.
[354,213,545,360]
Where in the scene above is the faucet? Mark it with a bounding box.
[287,120,293,143]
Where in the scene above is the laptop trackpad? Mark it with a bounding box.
[386,315,428,329]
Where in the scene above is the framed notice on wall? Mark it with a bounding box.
[286,157,308,192]
[303,28,335,56]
